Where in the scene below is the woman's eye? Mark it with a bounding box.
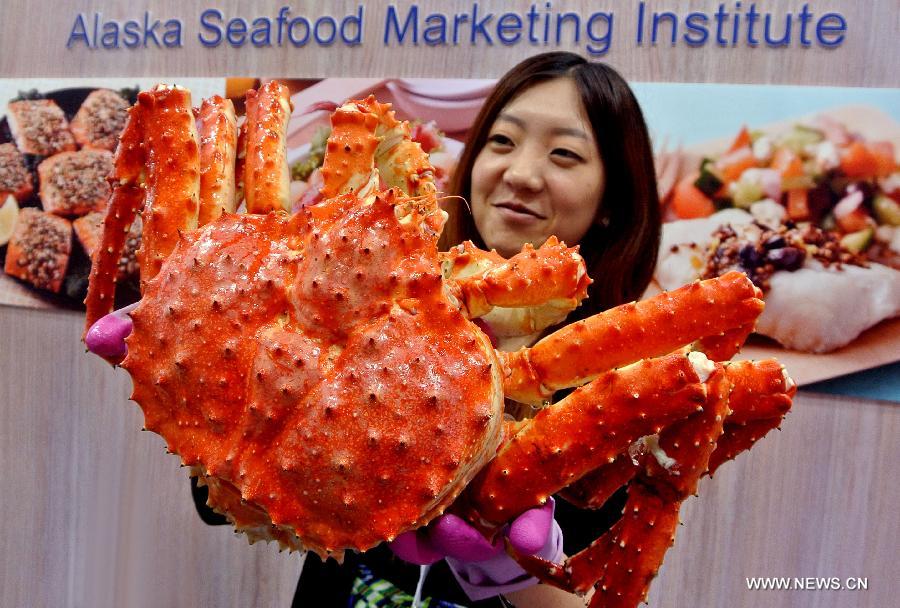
[552,148,583,162]
[488,134,514,148]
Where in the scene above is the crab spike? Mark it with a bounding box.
[243,81,292,213]
[447,237,591,333]
[501,271,765,405]
[137,85,200,286]
[460,352,714,530]
[197,95,238,225]
[83,103,145,338]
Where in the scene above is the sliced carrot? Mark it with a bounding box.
[869,141,897,177]
[840,141,879,178]
[770,147,804,179]
[727,126,752,153]
[715,147,757,183]
[836,208,874,233]
[672,171,715,219]
[785,189,810,221]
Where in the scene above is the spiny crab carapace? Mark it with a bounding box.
[84,81,795,607]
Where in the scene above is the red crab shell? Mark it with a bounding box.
[123,190,504,557]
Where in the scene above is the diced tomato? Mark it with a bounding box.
[840,141,879,178]
[770,147,804,179]
[785,189,810,221]
[715,147,757,183]
[671,171,716,219]
[727,126,752,153]
[868,141,897,177]
[836,208,874,233]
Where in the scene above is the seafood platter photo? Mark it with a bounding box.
[650,102,900,385]
[0,78,221,310]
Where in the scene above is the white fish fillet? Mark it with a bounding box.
[654,210,900,353]
[757,260,900,352]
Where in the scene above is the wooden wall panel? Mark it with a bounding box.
[0,308,302,608]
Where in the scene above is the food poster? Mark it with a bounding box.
[633,83,900,389]
[0,78,223,310]
[218,77,900,389]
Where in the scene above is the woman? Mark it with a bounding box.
[308,52,662,607]
[442,52,660,326]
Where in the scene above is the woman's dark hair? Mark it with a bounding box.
[441,52,660,319]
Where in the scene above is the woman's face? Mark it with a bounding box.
[470,77,605,258]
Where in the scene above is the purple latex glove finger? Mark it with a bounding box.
[388,529,444,566]
[84,303,138,361]
[507,498,555,555]
[447,518,564,601]
[427,513,503,562]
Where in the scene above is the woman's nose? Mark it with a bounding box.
[503,151,543,193]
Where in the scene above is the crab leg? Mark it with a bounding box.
[320,99,382,199]
[559,358,794,510]
[458,352,714,530]
[708,359,795,474]
[243,81,292,213]
[510,367,732,607]
[317,96,444,236]
[321,96,437,200]
[695,321,756,361]
[138,86,200,285]
[501,271,764,405]
[83,105,145,337]
[445,238,591,335]
[558,453,639,510]
[197,96,238,225]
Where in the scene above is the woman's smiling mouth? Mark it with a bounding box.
[493,201,547,221]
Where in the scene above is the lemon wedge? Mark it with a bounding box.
[0,194,20,246]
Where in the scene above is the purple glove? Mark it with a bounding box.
[390,499,563,601]
[84,303,138,362]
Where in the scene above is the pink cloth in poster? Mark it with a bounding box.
[286,77,497,148]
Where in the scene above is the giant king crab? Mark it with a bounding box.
[84,81,795,607]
